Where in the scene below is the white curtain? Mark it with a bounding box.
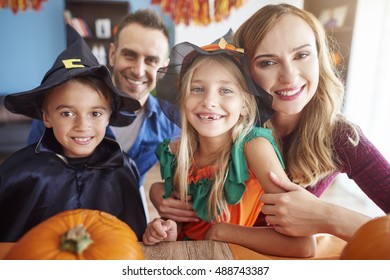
[327,0,389,217]
[344,0,390,161]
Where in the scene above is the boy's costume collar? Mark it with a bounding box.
[4,24,140,127]
[155,29,273,127]
[35,128,125,168]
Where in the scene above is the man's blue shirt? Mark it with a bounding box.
[27,95,181,186]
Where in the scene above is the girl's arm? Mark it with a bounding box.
[245,137,289,193]
[142,218,179,245]
[261,172,373,241]
[205,223,316,258]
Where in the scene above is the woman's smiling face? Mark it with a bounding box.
[251,14,319,117]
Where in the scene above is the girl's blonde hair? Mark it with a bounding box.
[174,54,258,221]
[234,3,359,187]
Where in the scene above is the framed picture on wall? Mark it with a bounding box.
[319,5,348,29]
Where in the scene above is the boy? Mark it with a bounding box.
[0,25,146,242]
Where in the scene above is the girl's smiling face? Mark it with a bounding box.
[184,59,246,141]
[42,80,111,158]
[251,14,319,117]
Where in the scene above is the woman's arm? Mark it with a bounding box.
[336,125,390,213]
[261,172,373,241]
[149,182,199,222]
[205,222,316,258]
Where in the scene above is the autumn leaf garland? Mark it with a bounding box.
[151,0,245,26]
[0,0,48,14]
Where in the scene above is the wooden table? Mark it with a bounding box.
[140,240,234,260]
[0,240,234,260]
[0,235,345,260]
[0,242,13,259]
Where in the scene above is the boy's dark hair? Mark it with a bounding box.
[42,76,113,113]
[75,76,113,107]
[113,9,170,46]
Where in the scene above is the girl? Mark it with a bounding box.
[143,36,315,258]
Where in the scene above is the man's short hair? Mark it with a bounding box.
[113,9,170,46]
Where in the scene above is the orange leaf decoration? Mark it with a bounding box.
[151,0,245,26]
[0,0,47,14]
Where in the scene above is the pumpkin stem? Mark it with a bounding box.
[60,224,93,254]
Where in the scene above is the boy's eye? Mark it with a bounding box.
[92,111,103,117]
[61,111,74,117]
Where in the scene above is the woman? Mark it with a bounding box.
[150,4,390,242]
[143,37,314,257]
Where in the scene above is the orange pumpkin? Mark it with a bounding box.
[5,209,144,260]
[340,215,390,260]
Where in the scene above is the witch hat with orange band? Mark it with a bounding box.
[155,29,273,127]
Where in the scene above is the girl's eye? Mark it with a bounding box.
[220,88,233,94]
[190,87,204,94]
[61,111,74,117]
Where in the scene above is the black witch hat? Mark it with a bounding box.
[4,24,140,127]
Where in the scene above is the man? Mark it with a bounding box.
[27,9,181,220]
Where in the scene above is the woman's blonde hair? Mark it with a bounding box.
[234,3,359,187]
[174,54,258,221]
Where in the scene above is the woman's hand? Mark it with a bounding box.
[261,172,326,237]
[261,172,371,241]
[142,218,178,245]
[149,182,199,222]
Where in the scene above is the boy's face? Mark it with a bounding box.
[42,81,111,158]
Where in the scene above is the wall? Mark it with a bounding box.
[0,0,304,95]
[0,1,66,95]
